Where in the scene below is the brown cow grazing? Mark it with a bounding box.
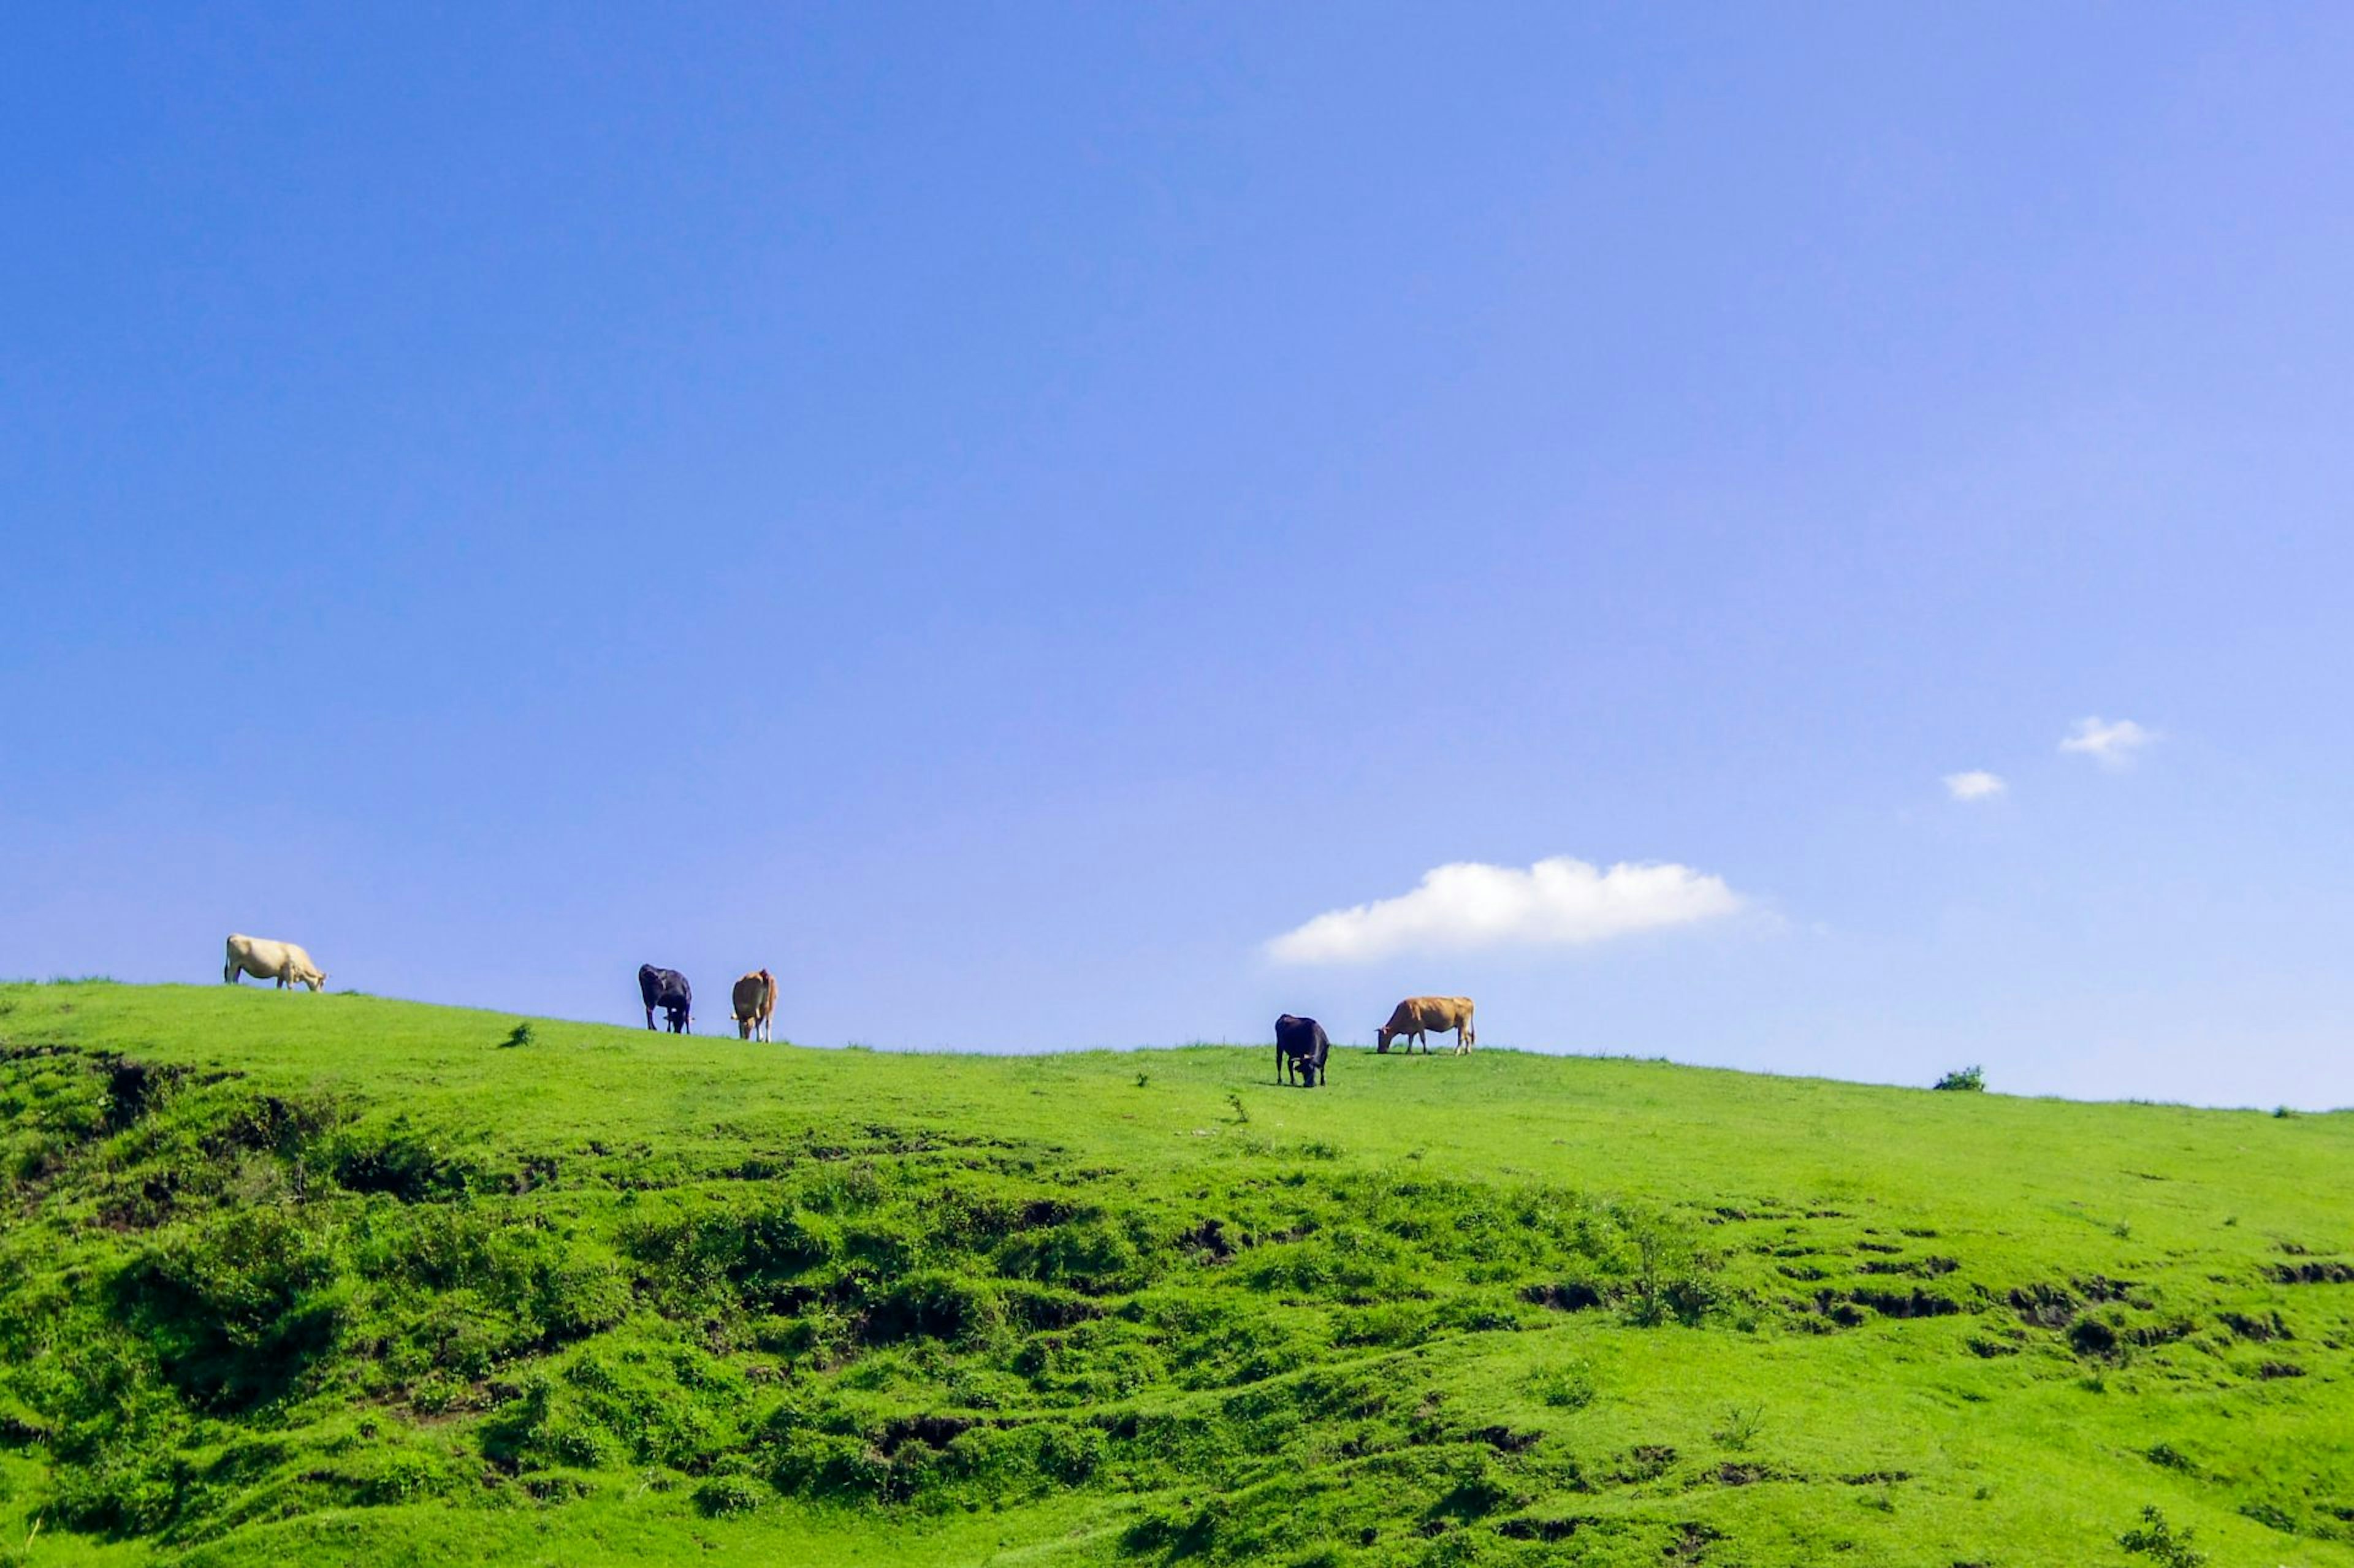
[1375,995,1475,1055]
[731,969,777,1043]
[223,934,328,991]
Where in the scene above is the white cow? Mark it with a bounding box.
[223,934,328,992]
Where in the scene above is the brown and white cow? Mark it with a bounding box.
[1375,995,1474,1055]
[731,968,777,1043]
[224,934,328,992]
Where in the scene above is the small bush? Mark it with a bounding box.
[1618,1212,1721,1328]
[2119,1504,2206,1567]
[866,1269,1005,1345]
[332,1124,474,1200]
[693,1473,768,1517]
[1932,1066,1986,1092]
[346,1444,457,1505]
[995,1216,1148,1295]
[123,1208,351,1409]
[1335,1300,1433,1347]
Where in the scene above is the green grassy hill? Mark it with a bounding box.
[1,981,2350,1567]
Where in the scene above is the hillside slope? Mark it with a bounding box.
[1,981,2350,1566]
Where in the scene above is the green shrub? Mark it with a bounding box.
[345,1442,459,1505]
[2120,1504,2206,1567]
[995,1215,1149,1294]
[528,1254,632,1340]
[1933,1066,1986,1092]
[867,1269,1005,1345]
[121,1208,350,1408]
[768,1429,889,1500]
[741,1206,838,1276]
[330,1123,475,1200]
[1336,1300,1435,1347]
[693,1472,768,1517]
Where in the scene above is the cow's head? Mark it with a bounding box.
[300,969,327,992]
[1374,1027,1393,1054]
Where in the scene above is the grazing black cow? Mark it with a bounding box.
[638,964,692,1033]
[1275,1014,1331,1087]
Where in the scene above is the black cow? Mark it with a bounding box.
[638,964,692,1033]
[1275,1014,1331,1087]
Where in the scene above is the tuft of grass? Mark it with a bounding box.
[1529,1358,1596,1410]
[1712,1402,1766,1452]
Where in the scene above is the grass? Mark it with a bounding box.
[1,980,2351,1566]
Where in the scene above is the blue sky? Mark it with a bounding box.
[7,6,2353,1106]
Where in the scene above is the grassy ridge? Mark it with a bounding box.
[1,981,2350,1566]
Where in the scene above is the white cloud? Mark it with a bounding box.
[1265,856,1743,965]
[2059,716,2156,768]
[1943,770,2006,802]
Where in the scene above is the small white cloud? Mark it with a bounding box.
[1265,855,1743,965]
[2060,716,2156,769]
[1943,770,2006,802]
